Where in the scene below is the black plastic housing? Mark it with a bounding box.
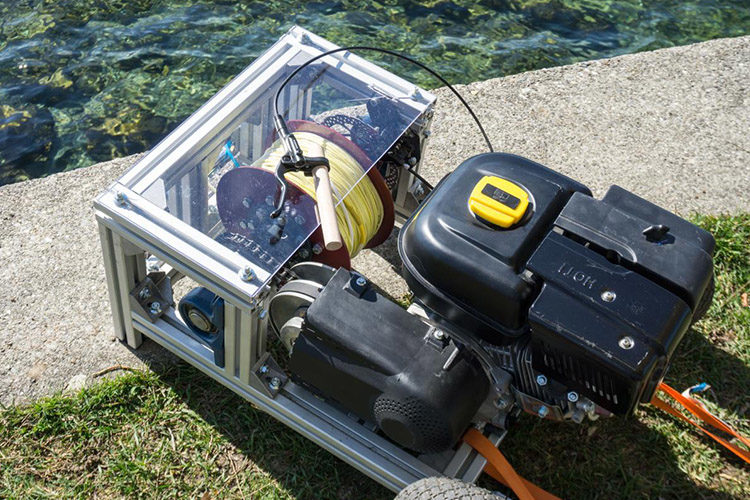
[399,153,590,342]
[526,232,693,414]
[289,269,489,454]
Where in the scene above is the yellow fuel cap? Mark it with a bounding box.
[469,176,529,228]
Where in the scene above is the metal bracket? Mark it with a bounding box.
[129,271,174,322]
[250,352,288,398]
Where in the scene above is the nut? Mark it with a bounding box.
[537,405,549,418]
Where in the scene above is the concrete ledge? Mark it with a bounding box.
[1,36,749,405]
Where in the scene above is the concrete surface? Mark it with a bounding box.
[1,36,749,406]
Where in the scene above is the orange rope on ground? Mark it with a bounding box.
[651,382,750,464]
[463,427,562,500]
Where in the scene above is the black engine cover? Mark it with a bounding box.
[399,153,590,341]
[398,153,714,416]
[289,269,489,454]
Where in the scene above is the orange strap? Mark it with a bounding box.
[651,382,750,464]
[463,427,562,500]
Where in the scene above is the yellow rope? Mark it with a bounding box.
[253,131,383,256]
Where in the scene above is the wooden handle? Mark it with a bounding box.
[307,142,343,251]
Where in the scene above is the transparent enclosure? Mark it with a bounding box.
[120,26,433,292]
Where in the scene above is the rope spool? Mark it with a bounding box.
[253,130,385,258]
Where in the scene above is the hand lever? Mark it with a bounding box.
[271,114,343,251]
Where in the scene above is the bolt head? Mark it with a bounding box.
[537,405,549,418]
[433,329,446,341]
[536,374,548,386]
[239,266,254,282]
[567,391,579,403]
[259,365,269,374]
[149,302,162,315]
[618,336,635,350]
[269,376,282,391]
[601,290,616,302]
[115,191,128,206]
[312,244,323,255]
[138,287,151,300]
[355,276,367,287]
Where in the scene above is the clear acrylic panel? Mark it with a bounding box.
[128,27,432,293]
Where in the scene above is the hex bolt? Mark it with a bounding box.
[259,365,269,374]
[537,405,549,418]
[312,244,323,255]
[433,329,446,341]
[269,376,282,391]
[601,290,616,302]
[567,391,579,403]
[138,287,151,300]
[536,374,548,386]
[355,276,367,287]
[149,302,162,315]
[115,191,128,206]
[239,266,254,282]
[619,336,635,350]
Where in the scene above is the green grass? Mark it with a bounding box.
[1,214,748,499]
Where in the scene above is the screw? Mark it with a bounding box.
[567,391,579,403]
[115,191,128,206]
[537,405,549,418]
[355,276,367,287]
[433,329,446,341]
[312,244,323,255]
[269,377,282,391]
[259,365,268,374]
[149,302,162,315]
[239,266,254,282]
[601,290,616,302]
[619,336,635,350]
[138,287,151,300]
[536,374,548,386]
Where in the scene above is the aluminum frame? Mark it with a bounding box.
[95,26,499,493]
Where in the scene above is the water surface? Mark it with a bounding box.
[1,0,748,184]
